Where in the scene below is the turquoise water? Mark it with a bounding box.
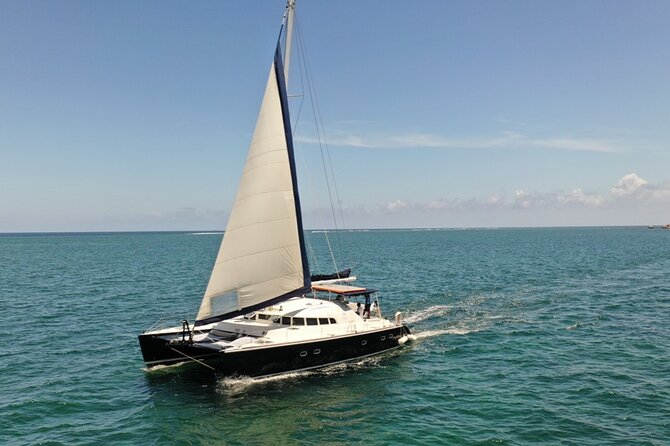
[1,228,669,445]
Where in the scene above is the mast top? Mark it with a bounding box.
[283,0,296,85]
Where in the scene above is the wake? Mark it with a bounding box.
[411,326,480,340]
[213,303,493,393]
[217,370,312,394]
[403,305,451,324]
[403,301,497,339]
[216,350,403,395]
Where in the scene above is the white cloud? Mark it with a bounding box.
[297,130,620,153]
[558,189,606,207]
[351,174,667,217]
[386,200,407,211]
[610,173,647,197]
[609,173,670,206]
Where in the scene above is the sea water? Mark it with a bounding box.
[1,228,668,445]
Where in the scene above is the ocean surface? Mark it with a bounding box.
[1,227,669,445]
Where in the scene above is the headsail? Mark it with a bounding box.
[195,44,310,326]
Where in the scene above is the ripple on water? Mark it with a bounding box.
[1,228,669,445]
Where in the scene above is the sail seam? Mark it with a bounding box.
[242,154,288,166]
[224,214,296,231]
[205,272,304,301]
[243,149,287,164]
[211,240,301,267]
[232,189,293,204]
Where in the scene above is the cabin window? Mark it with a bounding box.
[271,316,281,324]
[258,314,270,320]
[318,318,329,325]
[306,318,318,326]
[293,317,305,326]
[329,318,337,324]
[282,317,291,325]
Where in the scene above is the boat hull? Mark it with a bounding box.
[138,329,218,367]
[139,325,411,377]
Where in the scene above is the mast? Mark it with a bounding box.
[283,0,296,85]
[194,6,310,326]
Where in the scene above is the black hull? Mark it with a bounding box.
[138,329,218,367]
[139,325,411,378]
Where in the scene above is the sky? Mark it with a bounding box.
[1,0,669,232]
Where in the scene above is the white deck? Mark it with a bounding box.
[199,296,397,351]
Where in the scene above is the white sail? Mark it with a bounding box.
[196,51,309,324]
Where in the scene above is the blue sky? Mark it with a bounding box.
[1,0,669,232]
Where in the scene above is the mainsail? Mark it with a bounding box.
[196,44,310,326]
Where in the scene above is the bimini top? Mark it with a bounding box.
[311,284,377,296]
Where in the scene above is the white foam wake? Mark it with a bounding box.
[403,305,451,324]
[411,327,479,340]
[216,350,403,395]
[217,370,311,394]
[142,361,189,373]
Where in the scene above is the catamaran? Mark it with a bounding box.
[138,0,413,377]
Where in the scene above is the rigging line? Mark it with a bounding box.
[280,5,323,277]
[169,347,216,371]
[294,20,348,263]
[289,41,321,274]
[290,14,335,274]
[302,57,347,233]
[287,11,325,274]
[291,23,347,236]
[294,17,340,274]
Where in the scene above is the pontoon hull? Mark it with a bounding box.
[139,325,411,377]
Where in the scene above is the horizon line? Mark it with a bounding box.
[0,224,665,236]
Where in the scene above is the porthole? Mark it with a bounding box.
[313,349,321,355]
[388,334,394,339]
[300,351,308,357]
[361,340,367,346]
[381,336,386,341]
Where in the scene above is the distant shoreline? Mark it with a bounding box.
[0,225,665,236]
